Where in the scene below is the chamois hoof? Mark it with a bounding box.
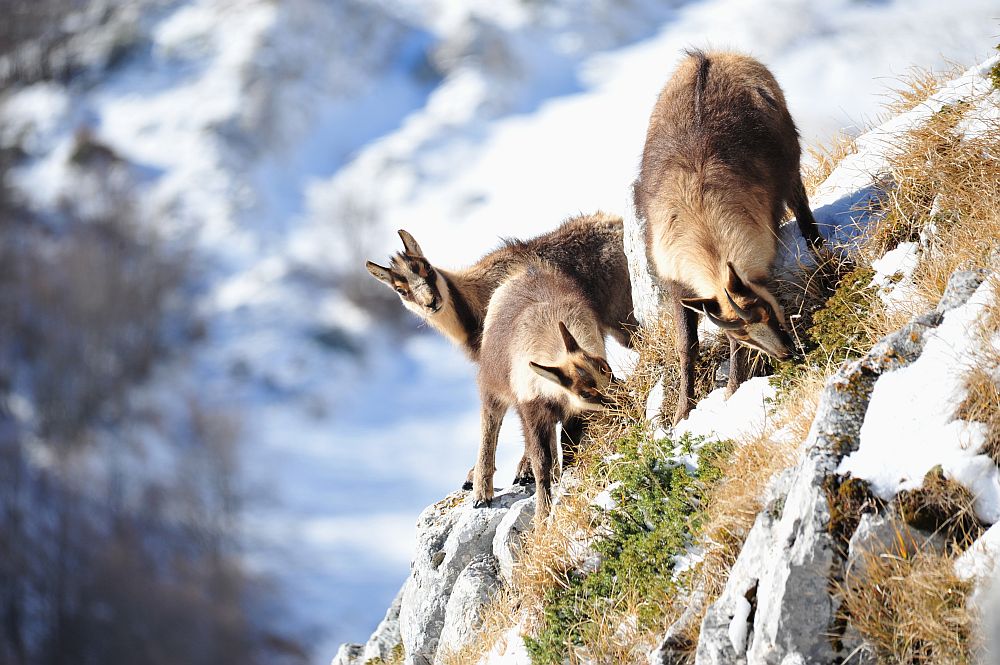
[473,498,492,509]
[513,474,534,487]
[461,480,473,491]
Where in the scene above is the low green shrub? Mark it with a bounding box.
[524,432,733,664]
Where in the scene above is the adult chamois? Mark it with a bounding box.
[474,260,615,519]
[365,212,636,485]
[635,50,823,424]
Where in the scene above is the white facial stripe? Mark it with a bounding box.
[744,323,789,357]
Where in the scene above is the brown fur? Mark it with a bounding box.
[634,50,822,423]
[366,212,635,487]
[366,212,637,358]
[473,262,614,520]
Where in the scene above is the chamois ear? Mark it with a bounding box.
[529,361,571,388]
[366,261,395,286]
[680,297,720,316]
[726,262,752,297]
[397,229,424,257]
[557,321,581,353]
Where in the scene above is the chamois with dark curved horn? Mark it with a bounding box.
[473,261,615,519]
[365,212,636,486]
[635,49,823,424]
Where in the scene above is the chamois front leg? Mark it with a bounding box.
[472,394,504,508]
[519,400,557,520]
[669,281,700,425]
[560,416,585,469]
[725,336,750,398]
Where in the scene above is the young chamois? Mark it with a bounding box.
[365,212,635,486]
[474,261,614,519]
[635,50,823,425]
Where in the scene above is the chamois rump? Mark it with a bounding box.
[635,50,823,424]
[365,212,635,485]
[474,261,614,519]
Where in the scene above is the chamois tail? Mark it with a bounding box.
[685,48,710,129]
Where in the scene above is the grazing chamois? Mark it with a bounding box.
[474,261,614,519]
[635,50,823,425]
[365,212,635,485]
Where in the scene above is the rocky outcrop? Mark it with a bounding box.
[334,486,536,665]
[682,270,987,665]
[622,180,662,328]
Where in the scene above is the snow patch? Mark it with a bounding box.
[838,278,1000,523]
[870,242,919,315]
[727,594,752,654]
[481,623,532,665]
[674,377,776,444]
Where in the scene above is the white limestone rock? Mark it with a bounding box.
[331,643,363,665]
[400,485,532,665]
[622,180,662,328]
[436,555,501,662]
[362,586,404,662]
[492,495,536,584]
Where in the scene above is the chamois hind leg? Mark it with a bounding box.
[519,400,557,520]
[669,281,700,426]
[513,454,534,487]
[472,394,505,508]
[790,173,824,250]
[726,337,750,399]
[560,416,586,469]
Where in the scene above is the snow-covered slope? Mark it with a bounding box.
[2,0,998,660]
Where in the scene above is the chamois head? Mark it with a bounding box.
[681,262,795,360]
[529,322,615,412]
[366,230,447,318]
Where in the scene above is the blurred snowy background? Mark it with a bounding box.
[0,0,996,662]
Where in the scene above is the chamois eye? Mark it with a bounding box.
[395,287,407,296]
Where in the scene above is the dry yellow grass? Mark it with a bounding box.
[840,519,977,664]
[863,87,1000,307]
[802,132,858,196]
[880,66,958,116]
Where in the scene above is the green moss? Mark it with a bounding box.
[771,266,876,395]
[823,474,882,549]
[523,432,732,664]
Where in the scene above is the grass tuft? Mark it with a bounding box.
[895,467,985,549]
[841,520,977,664]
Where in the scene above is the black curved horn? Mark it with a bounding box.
[702,305,743,331]
[725,289,753,321]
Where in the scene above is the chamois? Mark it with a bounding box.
[474,261,614,519]
[635,49,823,425]
[365,212,635,485]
